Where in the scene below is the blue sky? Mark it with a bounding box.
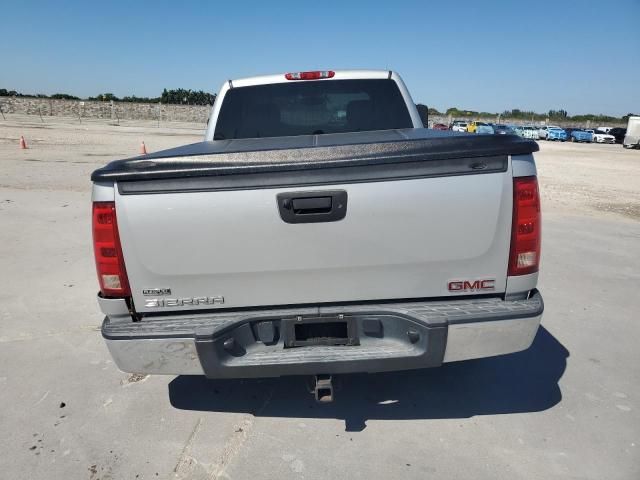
[1,0,639,116]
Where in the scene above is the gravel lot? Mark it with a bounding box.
[1,116,639,480]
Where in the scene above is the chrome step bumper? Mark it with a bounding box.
[102,291,543,377]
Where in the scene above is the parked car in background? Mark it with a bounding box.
[623,116,640,149]
[597,127,613,134]
[467,121,490,133]
[569,129,593,143]
[451,121,468,132]
[563,127,579,139]
[432,123,449,131]
[492,124,515,135]
[586,129,615,144]
[527,126,540,139]
[515,126,539,140]
[538,125,562,140]
[476,123,494,134]
[608,127,627,144]
[547,128,568,141]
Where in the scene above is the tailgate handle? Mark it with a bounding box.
[292,196,332,214]
[277,190,348,224]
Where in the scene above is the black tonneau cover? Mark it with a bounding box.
[91,129,538,186]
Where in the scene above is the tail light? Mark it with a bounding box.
[508,176,541,276]
[92,202,130,297]
[285,70,335,80]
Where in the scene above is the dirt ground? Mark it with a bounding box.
[1,116,639,480]
[535,140,640,221]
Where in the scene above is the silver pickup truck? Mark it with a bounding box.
[92,70,543,398]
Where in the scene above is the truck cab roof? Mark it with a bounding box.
[230,69,393,87]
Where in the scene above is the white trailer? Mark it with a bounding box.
[624,116,640,148]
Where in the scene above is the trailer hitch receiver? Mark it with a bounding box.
[313,374,334,403]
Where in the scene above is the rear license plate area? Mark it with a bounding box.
[283,316,358,347]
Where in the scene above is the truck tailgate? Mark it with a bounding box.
[93,129,537,313]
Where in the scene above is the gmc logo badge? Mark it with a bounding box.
[448,279,496,292]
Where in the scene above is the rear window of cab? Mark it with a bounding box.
[214,79,413,140]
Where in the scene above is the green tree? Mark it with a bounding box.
[89,93,119,101]
[50,93,80,100]
[548,109,568,119]
[160,88,215,105]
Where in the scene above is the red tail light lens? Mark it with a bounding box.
[92,202,130,297]
[508,176,541,276]
[285,70,335,80]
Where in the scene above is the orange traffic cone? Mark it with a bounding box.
[140,141,147,155]
[19,136,28,149]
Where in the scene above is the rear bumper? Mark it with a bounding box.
[102,291,543,378]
